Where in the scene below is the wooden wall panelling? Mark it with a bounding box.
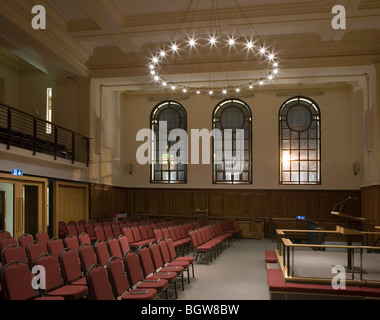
[133,190,147,214]
[192,192,207,215]
[223,192,238,217]
[175,192,191,216]
[161,192,174,215]
[147,191,160,215]
[208,193,223,216]
[238,192,254,217]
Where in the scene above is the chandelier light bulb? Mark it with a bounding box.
[228,37,235,46]
[162,81,167,87]
[209,35,217,45]
[188,37,196,47]
[235,87,240,93]
[273,68,279,75]
[160,50,166,57]
[171,43,178,52]
[152,56,159,64]
[249,83,253,89]
[259,78,264,85]
[259,47,266,54]
[209,89,213,95]
[268,74,273,80]
[154,75,160,82]
[171,84,176,90]
[268,53,275,60]
[183,87,187,93]
[196,89,201,95]
[246,40,254,50]
[222,88,227,95]
[273,61,279,68]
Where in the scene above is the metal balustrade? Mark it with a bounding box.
[0,103,91,166]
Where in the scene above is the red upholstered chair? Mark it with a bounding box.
[103,225,114,240]
[85,223,97,243]
[79,233,91,246]
[67,224,79,237]
[123,250,169,300]
[58,221,68,239]
[79,243,98,274]
[149,242,185,291]
[106,256,157,300]
[95,225,106,242]
[58,248,87,286]
[132,226,152,246]
[0,261,64,300]
[1,244,28,265]
[0,236,17,251]
[76,224,86,235]
[107,237,123,260]
[118,235,130,256]
[146,225,154,239]
[35,231,49,252]
[166,237,195,278]
[94,240,110,267]
[85,264,115,300]
[138,245,178,299]
[158,239,189,286]
[0,230,11,239]
[26,241,46,267]
[154,228,164,242]
[33,253,88,300]
[47,238,64,260]
[18,233,34,253]
[64,235,80,260]
[112,224,122,238]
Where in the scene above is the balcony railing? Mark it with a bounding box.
[0,103,91,166]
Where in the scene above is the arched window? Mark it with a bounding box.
[150,100,187,183]
[212,99,252,184]
[279,96,321,185]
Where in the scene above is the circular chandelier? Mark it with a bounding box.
[146,0,281,97]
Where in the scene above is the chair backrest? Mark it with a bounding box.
[79,233,91,245]
[58,221,68,239]
[166,238,178,260]
[67,220,77,226]
[59,248,83,285]
[95,226,106,242]
[174,226,182,240]
[18,233,34,251]
[103,225,114,240]
[0,236,17,250]
[112,224,122,238]
[106,256,130,298]
[85,223,96,238]
[162,228,170,240]
[0,261,37,300]
[1,245,27,265]
[123,251,144,287]
[33,253,63,292]
[118,235,130,255]
[47,238,64,259]
[107,237,123,259]
[132,227,142,242]
[154,228,164,242]
[0,230,11,239]
[123,228,135,244]
[78,219,87,226]
[95,240,110,266]
[139,225,149,240]
[138,245,156,277]
[168,227,177,241]
[146,225,154,239]
[76,224,86,235]
[158,240,172,264]
[179,225,186,238]
[26,241,46,267]
[67,224,78,237]
[35,231,49,252]
[79,243,97,274]
[85,264,115,300]
[189,231,199,247]
[149,242,164,270]
[64,235,80,258]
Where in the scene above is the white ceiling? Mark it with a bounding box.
[0,0,379,93]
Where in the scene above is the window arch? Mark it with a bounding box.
[279,96,321,185]
[150,100,187,183]
[212,98,252,184]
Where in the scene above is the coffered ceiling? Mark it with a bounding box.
[0,0,379,93]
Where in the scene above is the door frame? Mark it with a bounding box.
[0,173,48,239]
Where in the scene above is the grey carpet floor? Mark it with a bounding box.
[175,238,277,300]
